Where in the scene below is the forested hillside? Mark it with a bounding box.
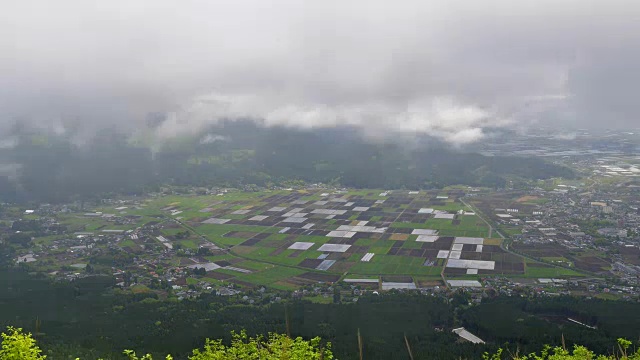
[0,122,574,203]
[2,269,640,360]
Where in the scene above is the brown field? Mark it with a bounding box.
[526,261,554,268]
[570,256,610,272]
[512,243,569,258]
[232,246,257,255]
[270,248,286,256]
[206,272,235,280]
[389,233,409,241]
[228,279,256,288]
[276,279,311,287]
[516,196,540,203]
[382,275,413,283]
[513,242,609,273]
[224,231,258,239]
[618,246,640,266]
[178,257,196,265]
[415,279,444,287]
[296,272,341,282]
[483,238,503,246]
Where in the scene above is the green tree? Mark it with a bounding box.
[484,339,640,360]
[0,327,46,360]
[6,233,32,247]
[85,264,95,274]
[0,327,331,360]
[332,287,341,304]
[123,350,172,360]
[189,331,332,360]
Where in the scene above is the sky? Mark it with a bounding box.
[1,0,639,144]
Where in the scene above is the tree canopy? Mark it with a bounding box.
[484,339,640,360]
[0,328,332,360]
[0,327,45,360]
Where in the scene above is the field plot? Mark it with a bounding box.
[523,260,585,278]
[133,190,532,289]
[469,191,546,220]
[512,242,610,273]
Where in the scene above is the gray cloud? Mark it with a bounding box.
[1,0,639,144]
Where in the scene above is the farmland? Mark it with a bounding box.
[89,189,581,290]
[14,187,595,295]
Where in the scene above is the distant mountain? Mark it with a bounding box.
[0,121,574,203]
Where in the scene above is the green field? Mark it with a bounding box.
[522,261,584,278]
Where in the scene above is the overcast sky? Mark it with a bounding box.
[1,0,639,144]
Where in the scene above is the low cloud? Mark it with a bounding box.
[1,0,640,145]
[199,134,230,144]
[0,163,21,181]
[154,94,498,144]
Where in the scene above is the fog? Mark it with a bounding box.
[2,0,640,144]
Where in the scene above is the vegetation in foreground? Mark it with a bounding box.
[1,327,332,360]
[5,327,640,360]
[7,267,640,359]
[482,339,640,360]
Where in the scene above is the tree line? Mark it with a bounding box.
[3,268,640,359]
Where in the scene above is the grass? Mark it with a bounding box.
[205,254,237,262]
[401,239,424,249]
[595,293,621,300]
[234,260,278,271]
[233,266,307,286]
[542,256,571,262]
[33,235,63,246]
[354,238,378,246]
[500,226,523,236]
[523,261,585,278]
[119,239,136,248]
[201,277,225,285]
[367,239,394,254]
[343,274,380,280]
[391,222,437,229]
[161,228,188,236]
[521,198,549,205]
[211,236,247,247]
[349,255,442,276]
[214,268,246,277]
[130,284,152,294]
[178,240,199,249]
[303,295,335,304]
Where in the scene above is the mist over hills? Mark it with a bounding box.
[0,121,573,203]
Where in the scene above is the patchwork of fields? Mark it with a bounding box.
[120,189,546,289]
